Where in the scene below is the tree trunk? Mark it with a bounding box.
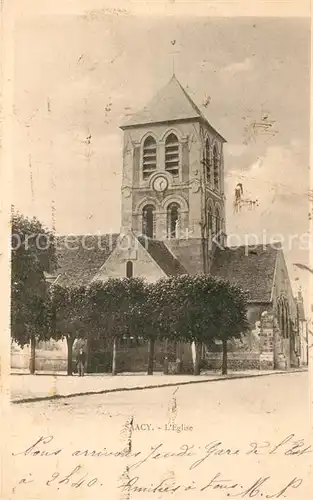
[222,339,228,375]
[147,338,155,375]
[66,335,74,376]
[163,338,169,374]
[112,336,117,375]
[176,341,183,374]
[191,341,201,375]
[86,336,91,373]
[29,333,36,374]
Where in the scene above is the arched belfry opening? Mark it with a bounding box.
[167,202,180,238]
[165,133,179,177]
[215,206,221,237]
[142,204,155,238]
[213,144,219,190]
[142,136,157,179]
[205,138,211,184]
[207,204,213,236]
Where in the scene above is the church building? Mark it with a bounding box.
[53,75,303,372]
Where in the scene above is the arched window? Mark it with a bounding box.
[207,204,213,236]
[277,301,282,330]
[205,139,211,184]
[126,261,133,278]
[281,305,286,338]
[215,207,221,237]
[167,203,180,238]
[278,300,289,339]
[142,136,157,179]
[142,204,155,238]
[284,305,290,339]
[165,133,179,177]
[213,145,219,190]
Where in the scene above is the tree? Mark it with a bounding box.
[153,275,216,375]
[137,278,188,375]
[11,212,56,374]
[50,284,88,375]
[130,281,171,375]
[211,280,249,374]
[153,275,249,376]
[87,278,146,375]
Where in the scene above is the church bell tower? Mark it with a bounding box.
[119,75,226,253]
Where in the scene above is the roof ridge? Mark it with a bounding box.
[56,232,120,239]
[173,76,205,119]
[137,236,187,276]
[225,243,281,250]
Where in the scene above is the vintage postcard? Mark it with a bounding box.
[2,1,312,499]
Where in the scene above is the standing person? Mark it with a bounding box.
[77,347,86,377]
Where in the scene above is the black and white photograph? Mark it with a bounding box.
[3,1,312,499]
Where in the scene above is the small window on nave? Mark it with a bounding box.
[213,145,219,190]
[167,202,180,239]
[142,136,157,179]
[165,133,179,177]
[142,204,155,239]
[126,261,133,278]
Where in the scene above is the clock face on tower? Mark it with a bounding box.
[152,175,168,193]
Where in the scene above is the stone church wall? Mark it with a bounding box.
[203,304,287,371]
[93,233,165,283]
[166,238,204,275]
[203,352,260,371]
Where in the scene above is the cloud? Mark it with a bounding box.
[221,57,253,74]
[226,142,309,236]
[226,144,248,157]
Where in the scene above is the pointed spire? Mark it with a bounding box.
[121,75,204,128]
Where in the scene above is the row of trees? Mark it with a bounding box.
[11,213,249,375]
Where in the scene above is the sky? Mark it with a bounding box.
[12,14,310,306]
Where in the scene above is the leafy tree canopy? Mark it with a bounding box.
[50,284,89,340]
[11,212,56,347]
[149,274,249,344]
[87,278,147,340]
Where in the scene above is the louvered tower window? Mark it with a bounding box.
[213,145,219,190]
[205,139,211,184]
[165,133,179,177]
[142,136,157,180]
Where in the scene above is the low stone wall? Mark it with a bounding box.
[12,345,277,373]
[11,351,67,372]
[204,352,260,371]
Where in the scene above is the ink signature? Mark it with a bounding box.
[119,473,303,497]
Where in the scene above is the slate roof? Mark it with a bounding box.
[51,235,280,301]
[120,75,226,141]
[54,234,119,286]
[210,244,280,303]
[138,237,188,276]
